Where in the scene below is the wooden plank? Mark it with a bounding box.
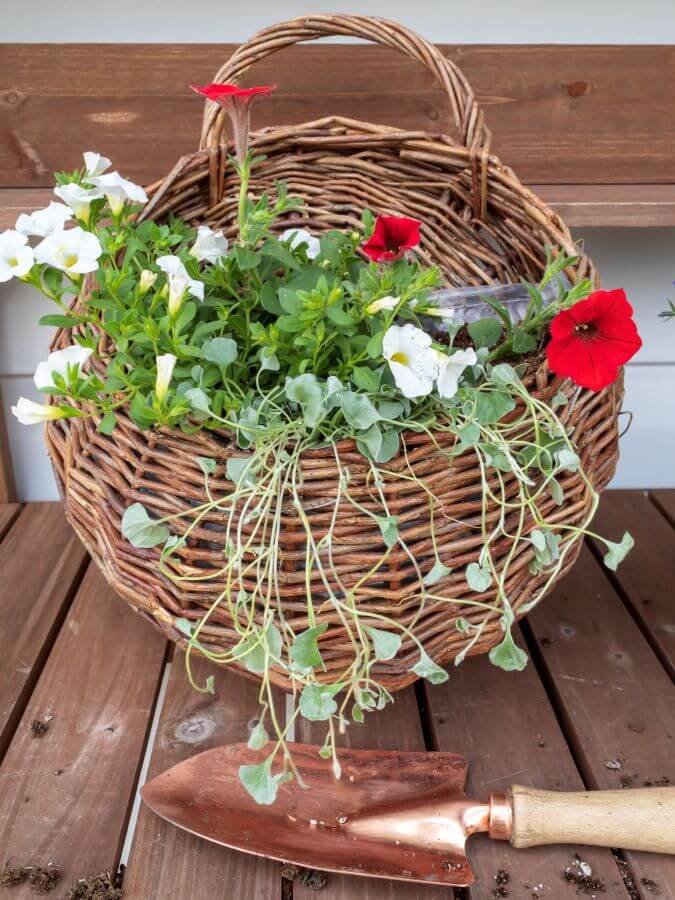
[650,488,675,528]
[527,544,675,899]
[295,689,456,900]
[5,184,675,232]
[124,654,280,900]
[0,502,20,542]
[0,565,166,896]
[0,503,88,759]
[0,382,16,503]
[2,44,675,187]
[425,634,628,899]
[589,490,675,677]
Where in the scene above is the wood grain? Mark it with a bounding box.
[123,654,280,900]
[0,565,166,896]
[527,544,675,899]
[0,503,88,758]
[0,502,20,542]
[589,490,675,677]
[295,689,456,899]
[424,631,628,899]
[2,44,675,187]
[0,382,16,503]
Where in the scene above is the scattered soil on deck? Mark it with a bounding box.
[562,856,606,895]
[1,865,62,894]
[279,863,327,891]
[67,871,123,899]
[492,868,510,897]
[29,719,50,739]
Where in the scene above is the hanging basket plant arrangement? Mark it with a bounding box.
[3,16,641,804]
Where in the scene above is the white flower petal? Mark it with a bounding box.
[0,230,34,281]
[436,348,477,399]
[11,397,64,425]
[83,151,112,178]
[190,225,229,264]
[35,227,102,276]
[157,255,204,302]
[366,295,399,315]
[281,228,321,260]
[155,353,177,401]
[90,172,147,214]
[34,345,93,390]
[383,324,437,399]
[16,202,73,237]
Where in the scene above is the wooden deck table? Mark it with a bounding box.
[0,490,673,899]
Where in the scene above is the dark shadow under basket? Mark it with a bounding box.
[45,14,622,691]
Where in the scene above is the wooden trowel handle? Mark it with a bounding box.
[505,785,675,854]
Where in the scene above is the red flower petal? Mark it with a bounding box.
[362,215,421,262]
[190,83,276,103]
[546,288,642,391]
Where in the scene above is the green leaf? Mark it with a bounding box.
[467,317,502,349]
[366,332,384,358]
[203,337,237,368]
[340,391,380,430]
[234,245,261,271]
[376,515,399,548]
[466,561,492,592]
[129,392,157,429]
[247,720,269,751]
[226,456,256,488]
[603,532,634,571]
[423,559,452,586]
[285,374,324,428]
[39,314,83,328]
[299,683,343,721]
[327,305,357,327]
[355,423,382,460]
[121,503,170,548]
[260,281,283,314]
[529,528,547,552]
[556,448,579,472]
[261,237,300,270]
[374,429,400,463]
[549,477,564,506]
[365,626,402,661]
[196,456,216,476]
[290,623,328,670]
[489,629,528,672]
[259,346,280,372]
[511,328,538,353]
[474,390,516,425]
[351,366,381,393]
[412,650,449,684]
[97,412,117,435]
[490,363,520,387]
[238,623,283,674]
[239,758,285,806]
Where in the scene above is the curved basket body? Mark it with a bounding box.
[45,14,622,690]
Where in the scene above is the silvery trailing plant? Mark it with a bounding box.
[1,82,642,805]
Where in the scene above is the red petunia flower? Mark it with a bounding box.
[361,215,421,263]
[546,288,642,391]
[190,83,276,162]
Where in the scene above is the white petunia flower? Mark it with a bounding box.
[280,228,321,260]
[157,255,204,303]
[90,172,148,216]
[138,269,158,296]
[35,227,102,276]
[34,345,93,391]
[383,324,439,399]
[436,347,477,400]
[0,230,34,282]
[16,202,73,237]
[155,353,177,402]
[190,225,229,264]
[366,295,399,315]
[83,151,112,178]
[167,273,189,317]
[54,183,104,223]
[11,397,67,425]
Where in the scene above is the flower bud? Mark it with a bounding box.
[139,269,158,296]
[366,295,399,315]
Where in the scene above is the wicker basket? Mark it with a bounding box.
[46,15,622,692]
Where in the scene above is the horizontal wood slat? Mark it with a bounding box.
[124,655,280,900]
[1,44,674,188]
[0,565,166,897]
[527,545,675,899]
[425,629,628,899]
[0,504,88,759]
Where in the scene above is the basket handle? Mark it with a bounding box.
[199,14,491,161]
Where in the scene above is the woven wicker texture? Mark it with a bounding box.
[46,14,621,691]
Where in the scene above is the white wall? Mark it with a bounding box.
[2,2,674,498]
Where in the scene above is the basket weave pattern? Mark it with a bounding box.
[46,15,621,691]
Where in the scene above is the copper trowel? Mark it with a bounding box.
[141,743,675,888]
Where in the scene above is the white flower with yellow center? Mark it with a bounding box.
[383,324,439,399]
[366,295,399,315]
[90,172,148,216]
[35,227,102,276]
[0,230,34,282]
[155,353,177,402]
[280,228,321,260]
[436,347,477,399]
[157,256,204,316]
[190,226,229,264]
[11,397,67,425]
[34,345,93,390]
[54,183,104,223]
[15,202,73,237]
[83,151,112,178]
